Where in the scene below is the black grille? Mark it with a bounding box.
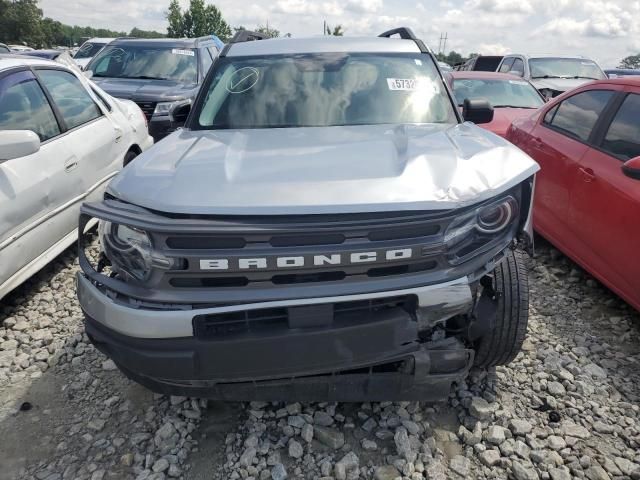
[192,295,414,339]
[135,101,156,120]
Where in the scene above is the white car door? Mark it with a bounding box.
[0,68,84,296]
[35,68,123,203]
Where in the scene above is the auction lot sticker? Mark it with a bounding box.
[172,49,195,56]
[387,78,421,90]
[226,67,260,93]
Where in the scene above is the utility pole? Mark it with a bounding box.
[438,33,448,55]
[323,20,326,35]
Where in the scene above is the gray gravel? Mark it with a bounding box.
[1,238,639,480]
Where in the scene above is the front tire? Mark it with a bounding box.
[473,249,529,367]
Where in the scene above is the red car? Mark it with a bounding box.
[507,78,640,310]
[447,71,545,137]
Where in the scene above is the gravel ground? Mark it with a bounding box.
[1,238,639,480]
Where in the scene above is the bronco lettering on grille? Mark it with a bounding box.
[199,248,413,271]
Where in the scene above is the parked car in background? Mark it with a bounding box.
[0,56,153,300]
[438,61,452,72]
[19,49,80,71]
[605,69,640,78]
[497,54,607,98]
[73,37,115,69]
[9,45,34,52]
[506,77,640,311]
[85,37,220,141]
[457,55,504,72]
[0,43,10,54]
[448,71,545,137]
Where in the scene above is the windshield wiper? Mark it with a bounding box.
[570,76,601,80]
[531,75,568,79]
[122,75,172,81]
[492,105,538,109]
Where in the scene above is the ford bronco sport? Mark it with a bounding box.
[77,28,540,401]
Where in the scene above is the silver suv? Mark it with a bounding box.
[497,54,607,98]
[77,28,539,401]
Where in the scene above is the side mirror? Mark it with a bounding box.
[462,98,494,124]
[0,130,40,161]
[171,102,192,125]
[622,156,640,180]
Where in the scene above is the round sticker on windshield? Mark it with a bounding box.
[226,67,260,93]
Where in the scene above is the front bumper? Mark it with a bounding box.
[78,273,477,400]
[148,116,180,141]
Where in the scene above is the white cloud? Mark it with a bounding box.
[37,0,634,67]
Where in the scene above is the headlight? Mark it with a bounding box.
[444,195,519,247]
[477,197,518,234]
[98,221,180,282]
[153,99,190,118]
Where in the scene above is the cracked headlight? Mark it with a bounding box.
[98,221,179,282]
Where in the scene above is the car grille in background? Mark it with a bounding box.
[135,101,156,120]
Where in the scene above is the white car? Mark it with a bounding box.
[73,38,115,69]
[8,45,34,53]
[0,56,153,300]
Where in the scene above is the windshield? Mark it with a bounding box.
[74,42,106,59]
[529,57,606,79]
[87,45,198,83]
[196,53,457,129]
[452,78,544,109]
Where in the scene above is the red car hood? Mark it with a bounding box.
[483,108,536,138]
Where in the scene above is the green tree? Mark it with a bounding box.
[256,24,280,38]
[325,24,344,36]
[0,0,45,47]
[129,27,166,38]
[166,0,232,40]
[619,54,640,69]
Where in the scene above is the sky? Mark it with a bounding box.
[39,0,639,68]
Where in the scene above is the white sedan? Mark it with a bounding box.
[0,56,153,300]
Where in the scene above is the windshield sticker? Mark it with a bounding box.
[581,61,595,66]
[414,59,423,66]
[171,49,195,56]
[509,80,528,85]
[387,78,421,90]
[226,67,260,94]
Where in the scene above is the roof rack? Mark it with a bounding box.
[229,30,271,44]
[378,27,418,40]
[378,27,430,54]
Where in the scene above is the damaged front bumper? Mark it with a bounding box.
[79,273,479,401]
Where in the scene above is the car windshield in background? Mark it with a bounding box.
[453,78,545,109]
[88,45,197,83]
[529,57,606,80]
[74,42,105,59]
[197,53,457,129]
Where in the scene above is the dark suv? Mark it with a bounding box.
[85,37,220,141]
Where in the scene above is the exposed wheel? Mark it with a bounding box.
[473,249,529,367]
[123,150,138,167]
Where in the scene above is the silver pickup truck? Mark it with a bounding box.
[77,28,539,401]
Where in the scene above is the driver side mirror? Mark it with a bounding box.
[622,156,640,180]
[462,98,494,125]
[171,102,192,126]
[0,130,40,161]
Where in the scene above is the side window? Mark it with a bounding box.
[601,94,640,160]
[37,69,102,129]
[0,70,60,141]
[498,58,515,73]
[544,90,614,142]
[511,58,524,76]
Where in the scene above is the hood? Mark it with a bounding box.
[530,77,594,93]
[107,123,540,215]
[90,77,198,101]
[483,108,537,138]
